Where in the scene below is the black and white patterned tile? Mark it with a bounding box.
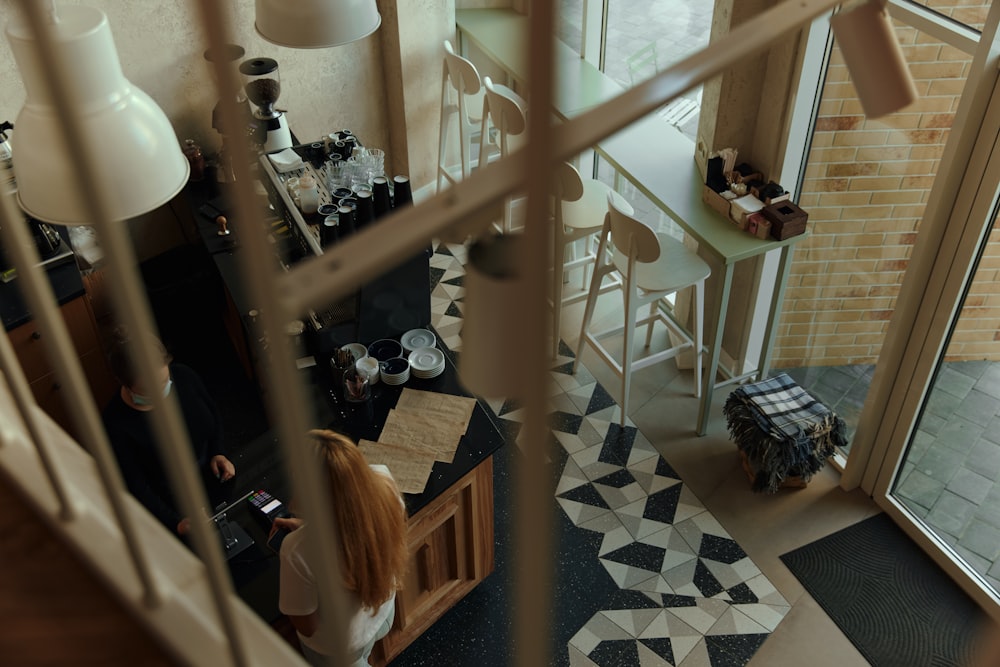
[428,243,788,666]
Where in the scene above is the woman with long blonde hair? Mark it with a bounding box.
[272,429,408,666]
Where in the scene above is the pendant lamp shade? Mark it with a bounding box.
[830,0,918,119]
[255,0,381,49]
[5,5,188,225]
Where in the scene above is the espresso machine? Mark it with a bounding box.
[239,57,292,154]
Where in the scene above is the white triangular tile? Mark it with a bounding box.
[631,572,667,594]
[674,636,709,666]
[733,603,788,632]
[578,509,624,534]
[558,498,614,526]
[706,606,769,636]
[567,643,600,667]
[554,430,589,455]
[598,523,637,556]
[662,607,718,636]
[568,622,602,655]
[602,609,660,638]
[600,559,633,588]
[636,639,672,667]
[557,457,590,492]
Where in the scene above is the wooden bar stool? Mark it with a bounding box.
[478,76,528,233]
[437,40,484,192]
[550,161,627,358]
[573,191,711,426]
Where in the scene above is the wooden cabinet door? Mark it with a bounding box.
[371,456,494,665]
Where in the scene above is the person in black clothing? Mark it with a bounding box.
[102,331,236,535]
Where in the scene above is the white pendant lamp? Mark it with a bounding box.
[5,4,189,225]
[256,0,381,49]
[830,0,918,119]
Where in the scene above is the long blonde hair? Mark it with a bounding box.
[308,429,407,610]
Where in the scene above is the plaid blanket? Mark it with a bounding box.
[723,373,847,493]
[737,373,832,440]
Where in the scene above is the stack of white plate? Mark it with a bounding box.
[408,347,445,379]
[380,357,410,386]
[400,328,437,355]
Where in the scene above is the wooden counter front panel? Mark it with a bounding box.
[11,294,117,442]
[371,455,495,665]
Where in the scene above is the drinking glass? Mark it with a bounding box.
[342,368,371,403]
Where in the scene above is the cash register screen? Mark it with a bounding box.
[260,498,282,515]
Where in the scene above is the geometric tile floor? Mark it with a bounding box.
[425,241,789,666]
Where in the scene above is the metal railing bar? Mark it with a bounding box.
[193,1,351,664]
[15,2,250,664]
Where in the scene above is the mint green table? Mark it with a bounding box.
[456,8,807,435]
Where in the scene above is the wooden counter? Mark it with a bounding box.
[218,353,503,663]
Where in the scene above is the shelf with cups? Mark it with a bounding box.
[258,136,411,259]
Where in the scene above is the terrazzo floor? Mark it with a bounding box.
[391,242,790,666]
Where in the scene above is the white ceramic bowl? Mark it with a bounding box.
[356,356,380,385]
[340,343,367,364]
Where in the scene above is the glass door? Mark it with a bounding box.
[888,209,1000,600]
[858,2,1000,617]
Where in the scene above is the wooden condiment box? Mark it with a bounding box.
[701,184,733,217]
[761,201,808,240]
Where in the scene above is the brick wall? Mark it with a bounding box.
[773,12,997,368]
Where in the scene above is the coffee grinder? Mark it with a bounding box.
[239,57,292,153]
[204,44,253,179]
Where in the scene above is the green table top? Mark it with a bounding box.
[456,7,808,265]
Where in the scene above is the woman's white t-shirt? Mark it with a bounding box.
[277,464,398,656]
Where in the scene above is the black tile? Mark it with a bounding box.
[599,424,637,466]
[557,339,577,359]
[499,398,521,417]
[435,245,454,257]
[552,360,577,376]
[725,582,758,604]
[698,534,747,565]
[594,469,637,489]
[443,274,465,287]
[605,588,663,610]
[661,593,699,607]
[558,482,611,510]
[550,410,584,434]
[603,541,666,573]
[445,301,463,317]
[704,633,768,667]
[693,559,725,597]
[428,266,445,291]
[642,484,682,524]
[587,382,618,415]
[496,417,522,443]
[590,639,638,667]
[655,456,681,480]
[639,637,675,664]
[551,513,620,666]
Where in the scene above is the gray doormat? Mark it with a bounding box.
[780,512,987,666]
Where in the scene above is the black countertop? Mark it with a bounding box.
[214,350,506,623]
[1,258,85,331]
[181,178,506,624]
